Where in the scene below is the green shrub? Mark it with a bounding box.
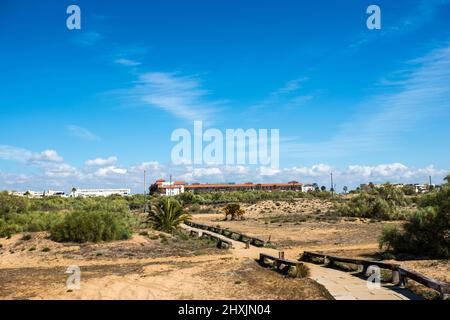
[336,183,410,220]
[379,184,450,258]
[50,210,131,243]
[0,220,22,238]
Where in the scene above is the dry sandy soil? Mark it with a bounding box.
[1,198,448,300]
[0,229,330,300]
[192,200,450,286]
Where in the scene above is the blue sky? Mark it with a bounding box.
[1,0,449,192]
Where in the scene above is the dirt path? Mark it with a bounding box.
[182,224,422,300]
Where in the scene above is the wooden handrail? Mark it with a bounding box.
[184,221,265,247]
[301,251,450,299]
[302,251,399,270]
[398,267,450,296]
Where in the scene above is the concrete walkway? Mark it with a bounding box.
[182,224,421,300]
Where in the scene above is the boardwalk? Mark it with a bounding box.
[182,224,422,300]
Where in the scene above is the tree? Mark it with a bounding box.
[223,203,245,221]
[148,197,191,232]
[343,186,348,194]
[312,183,319,192]
[444,173,450,184]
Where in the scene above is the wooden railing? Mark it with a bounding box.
[259,253,306,276]
[184,221,266,247]
[302,251,399,271]
[301,251,450,299]
[187,228,233,249]
[398,267,450,298]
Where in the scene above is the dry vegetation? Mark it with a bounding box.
[1,183,448,300]
[190,198,450,293]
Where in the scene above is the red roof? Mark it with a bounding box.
[185,182,302,189]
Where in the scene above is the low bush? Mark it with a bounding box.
[379,183,450,258]
[335,183,410,220]
[50,210,131,243]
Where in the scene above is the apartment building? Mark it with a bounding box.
[71,188,131,198]
[152,179,303,195]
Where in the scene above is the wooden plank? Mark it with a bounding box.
[302,251,399,270]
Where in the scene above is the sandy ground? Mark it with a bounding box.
[1,199,448,300]
[191,200,450,286]
[0,230,330,300]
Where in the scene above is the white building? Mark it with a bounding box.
[301,184,315,193]
[161,181,185,196]
[44,190,67,197]
[71,188,131,198]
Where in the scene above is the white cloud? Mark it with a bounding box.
[85,156,117,166]
[250,77,314,113]
[347,0,450,52]
[30,150,63,163]
[285,43,450,159]
[94,166,127,177]
[44,163,79,178]
[0,145,63,164]
[115,58,141,66]
[289,164,334,177]
[0,145,32,162]
[130,161,164,172]
[66,125,100,141]
[271,77,308,96]
[73,32,102,46]
[259,166,281,176]
[1,146,447,192]
[112,72,224,122]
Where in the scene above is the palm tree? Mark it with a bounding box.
[343,186,348,194]
[148,197,191,232]
[444,173,450,184]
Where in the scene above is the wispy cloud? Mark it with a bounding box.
[0,145,32,163]
[112,72,224,122]
[284,42,450,158]
[115,58,141,67]
[250,77,314,113]
[66,125,100,141]
[73,32,102,46]
[347,0,450,52]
